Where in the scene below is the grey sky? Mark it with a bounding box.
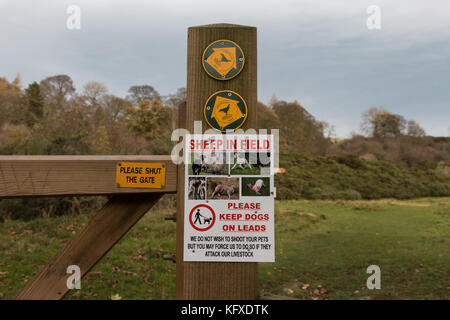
[1,0,449,136]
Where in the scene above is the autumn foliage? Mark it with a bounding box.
[0,74,448,218]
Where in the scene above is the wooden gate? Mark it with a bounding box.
[1,23,259,300]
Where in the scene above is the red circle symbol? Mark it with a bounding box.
[189,204,216,232]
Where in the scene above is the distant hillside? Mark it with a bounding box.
[276,150,450,200]
[328,136,450,168]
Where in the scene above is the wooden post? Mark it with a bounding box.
[176,23,258,299]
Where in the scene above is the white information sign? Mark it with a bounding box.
[184,134,275,262]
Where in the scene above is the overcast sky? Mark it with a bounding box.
[1,0,449,137]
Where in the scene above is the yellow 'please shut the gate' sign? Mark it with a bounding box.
[116,162,165,188]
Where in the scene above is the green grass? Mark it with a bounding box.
[0,198,449,300]
[276,151,450,200]
[242,177,271,197]
[230,165,262,175]
[260,198,450,299]
[0,206,177,300]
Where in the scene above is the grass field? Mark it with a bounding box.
[230,165,262,175]
[0,198,448,300]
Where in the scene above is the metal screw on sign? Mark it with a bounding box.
[202,39,245,81]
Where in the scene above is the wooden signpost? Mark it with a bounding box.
[177,24,258,300]
[1,23,259,300]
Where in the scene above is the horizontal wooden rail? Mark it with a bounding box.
[0,155,176,198]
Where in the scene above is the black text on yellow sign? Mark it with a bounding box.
[116,162,165,188]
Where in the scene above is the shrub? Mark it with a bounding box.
[276,187,299,200]
[0,196,106,221]
[277,150,450,200]
[302,187,329,200]
[429,183,450,197]
[333,189,362,200]
[302,188,362,200]
[334,154,364,169]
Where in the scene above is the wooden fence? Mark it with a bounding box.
[1,23,259,300]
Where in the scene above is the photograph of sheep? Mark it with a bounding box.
[188,152,228,176]
[187,177,206,200]
[206,177,239,200]
[230,152,271,175]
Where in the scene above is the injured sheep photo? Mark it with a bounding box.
[206,177,239,200]
[187,177,206,200]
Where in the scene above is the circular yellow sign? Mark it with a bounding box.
[202,40,245,80]
[204,90,248,132]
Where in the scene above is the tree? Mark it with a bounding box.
[361,107,407,138]
[0,75,27,125]
[82,81,108,107]
[103,94,129,123]
[360,107,389,136]
[125,98,172,141]
[407,120,426,137]
[272,100,329,155]
[124,98,174,154]
[0,123,31,154]
[40,75,75,114]
[40,75,75,99]
[127,85,160,105]
[371,112,406,138]
[268,93,279,108]
[257,102,280,130]
[165,87,186,109]
[24,82,44,124]
[320,121,336,138]
[90,125,112,154]
[164,87,186,130]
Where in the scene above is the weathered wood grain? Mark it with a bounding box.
[0,155,176,198]
[176,101,187,299]
[176,23,258,300]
